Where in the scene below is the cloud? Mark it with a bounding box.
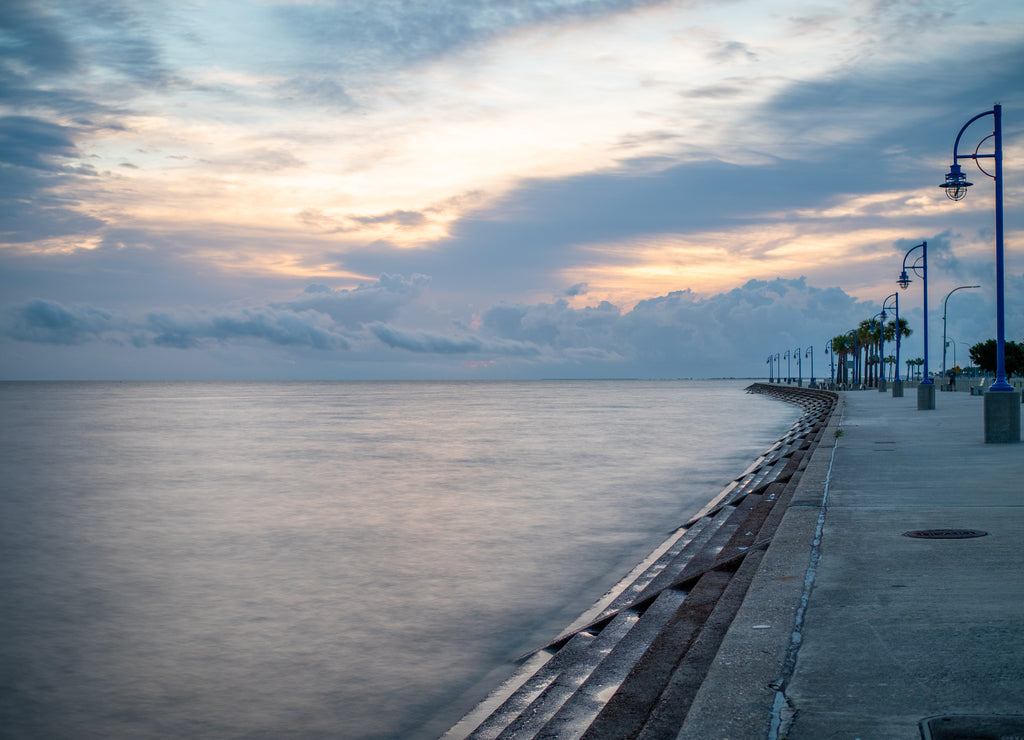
[0,274,441,355]
[1,298,114,344]
[298,209,432,235]
[471,278,873,376]
[145,308,350,351]
[275,0,666,73]
[352,210,429,228]
[0,116,110,243]
[2,0,175,97]
[0,296,358,351]
[4,273,1021,379]
[0,173,106,243]
[708,40,758,64]
[370,323,541,356]
[0,1,79,77]
[277,274,430,328]
[0,116,79,170]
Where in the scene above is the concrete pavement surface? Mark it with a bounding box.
[680,388,1024,739]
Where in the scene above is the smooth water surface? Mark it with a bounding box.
[0,380,797,739]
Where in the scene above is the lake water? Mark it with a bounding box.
[0,380,797,739]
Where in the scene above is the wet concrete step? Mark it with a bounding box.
[494,590,686,739]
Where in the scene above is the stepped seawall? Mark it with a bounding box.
[445,383,838,739]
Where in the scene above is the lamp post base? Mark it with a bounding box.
[984,390,1022,443]
[892,380,903,398]
[918,383,936,410]
[878,378,887,392]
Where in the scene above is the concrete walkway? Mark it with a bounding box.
[680,389,1024,739]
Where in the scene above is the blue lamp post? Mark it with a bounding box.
[897,241,933,409]
[766,355,774,383]
[826,338,835,387]
[940,103,1020,442]
[941,285,980,388]
[806,345,815,386]
[872,310,887,393]
[784,349,791,383]
[883,292,901,397]
[774,352,781,384]
[846,329,859,387]
[795,346,803,387]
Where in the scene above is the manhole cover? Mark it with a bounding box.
[903,529,989,539]
[921,714,1024,739]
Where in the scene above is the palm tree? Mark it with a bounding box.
[909,357,924,379]
[858,319,882,386]
[884,318,911,381]
[831,334,851,384]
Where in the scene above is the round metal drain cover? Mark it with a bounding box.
[902,529,988,539]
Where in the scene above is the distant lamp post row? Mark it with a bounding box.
[940,103,1020,442]
[767,348,820,387]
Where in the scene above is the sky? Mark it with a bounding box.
[2,0,1023,380]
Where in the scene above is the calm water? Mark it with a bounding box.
[0,380,797,739]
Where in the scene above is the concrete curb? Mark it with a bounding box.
[678,393,846,739]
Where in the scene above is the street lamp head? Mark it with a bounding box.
[897,270,911,290]
[880,309,888,321]
[940,163,973,201]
